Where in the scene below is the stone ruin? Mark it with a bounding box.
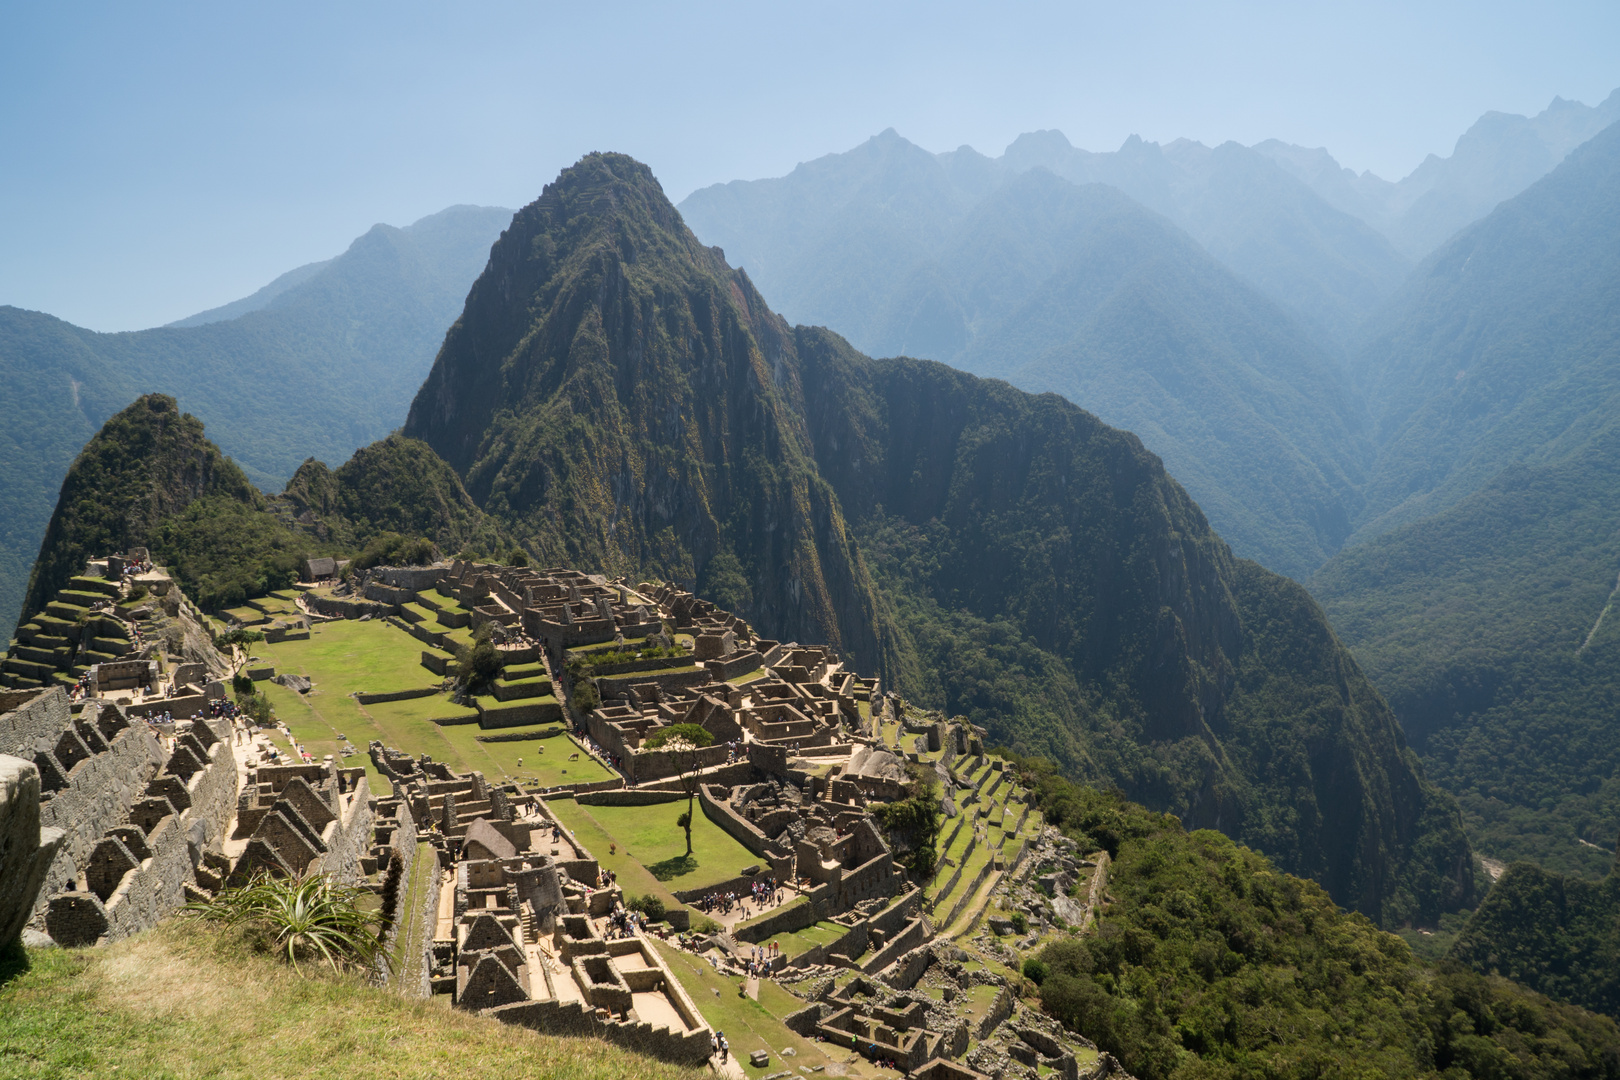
[366,742,715,1064]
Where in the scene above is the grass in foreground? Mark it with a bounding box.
[0,922,701,1080]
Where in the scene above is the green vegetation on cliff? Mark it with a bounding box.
[20,394,284,615]
[1448,858,1620,1019]
[1312,428,1620,879]
[15,396,496,623]
[1016,758,1620,1079]
[282,433,510,556]
[402,152,1473,926]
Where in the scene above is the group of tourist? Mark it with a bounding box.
[743,941,781,977]
[694,876,784,918]
[603,904,645,939]
[711,1031,730,1062]
[119,554,153,578]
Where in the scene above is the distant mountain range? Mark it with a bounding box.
[1257,89,1620,260]
[0,204,512,638]
[678,93,1618,585]
[678,127,1387,579]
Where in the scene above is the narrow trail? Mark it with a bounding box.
[1576,567,1620,656]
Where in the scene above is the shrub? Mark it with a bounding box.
[1010,911,1028,935]
[186,872,387,975]
[232,673,255,696]
[1022,958,1049,985]
[626,895,667,923]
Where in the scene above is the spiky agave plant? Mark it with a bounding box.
[187,871,389,975]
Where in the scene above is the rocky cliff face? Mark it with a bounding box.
[404,154,896,669]
[403,152,1473,925]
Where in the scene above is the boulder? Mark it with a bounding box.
[750,1049,771,1068]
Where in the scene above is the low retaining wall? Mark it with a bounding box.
[576,789,685,807]
[356,687,439,705]
[474,727,565,743]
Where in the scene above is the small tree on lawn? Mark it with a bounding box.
[644,722,714,857]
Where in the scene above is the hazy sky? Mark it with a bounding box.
[3,1,1617,331]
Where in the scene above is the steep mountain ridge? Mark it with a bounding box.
[406,151,1473,924]
[18,394,284,621]
[0,204,512,639]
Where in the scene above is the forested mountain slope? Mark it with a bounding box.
[1309,125,1620,878]
[1448,854,1620,1020]
[0,204,511,639]
[405,151,1474,925]
[680,133,1373,579]
[18,397,502,630]
[1312,425,1620,880]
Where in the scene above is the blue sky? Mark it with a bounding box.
[2,0,1617,331]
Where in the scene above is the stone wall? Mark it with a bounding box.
[313,774,376,884]
[861,916,929,973]
[376,566,449,591]
[732,888,827,944]
[977,986,1015,1039]
[624,742,729,784]
[45,718,239,946]
[305,594,396,619]
[32,703,166,924]
[576,789,685,807]
[123,694,209,719]
[0,756,64,944]
[697,783,772,859]
[0,688,69,756]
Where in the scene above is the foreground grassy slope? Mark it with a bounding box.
[0,923,700,1080]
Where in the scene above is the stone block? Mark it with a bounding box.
[0,755,65,944]
[750,1049,771,1068]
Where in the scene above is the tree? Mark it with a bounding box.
[645,723,715,857]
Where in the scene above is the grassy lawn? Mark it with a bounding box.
[260,619,441,697]
[437,728,613,788]
[729,668,768,687]
[651,941,868,1079]
[768,920,848,959]
[544,799,683,913]
[0,926,700,1080]
[566,800,761,891]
